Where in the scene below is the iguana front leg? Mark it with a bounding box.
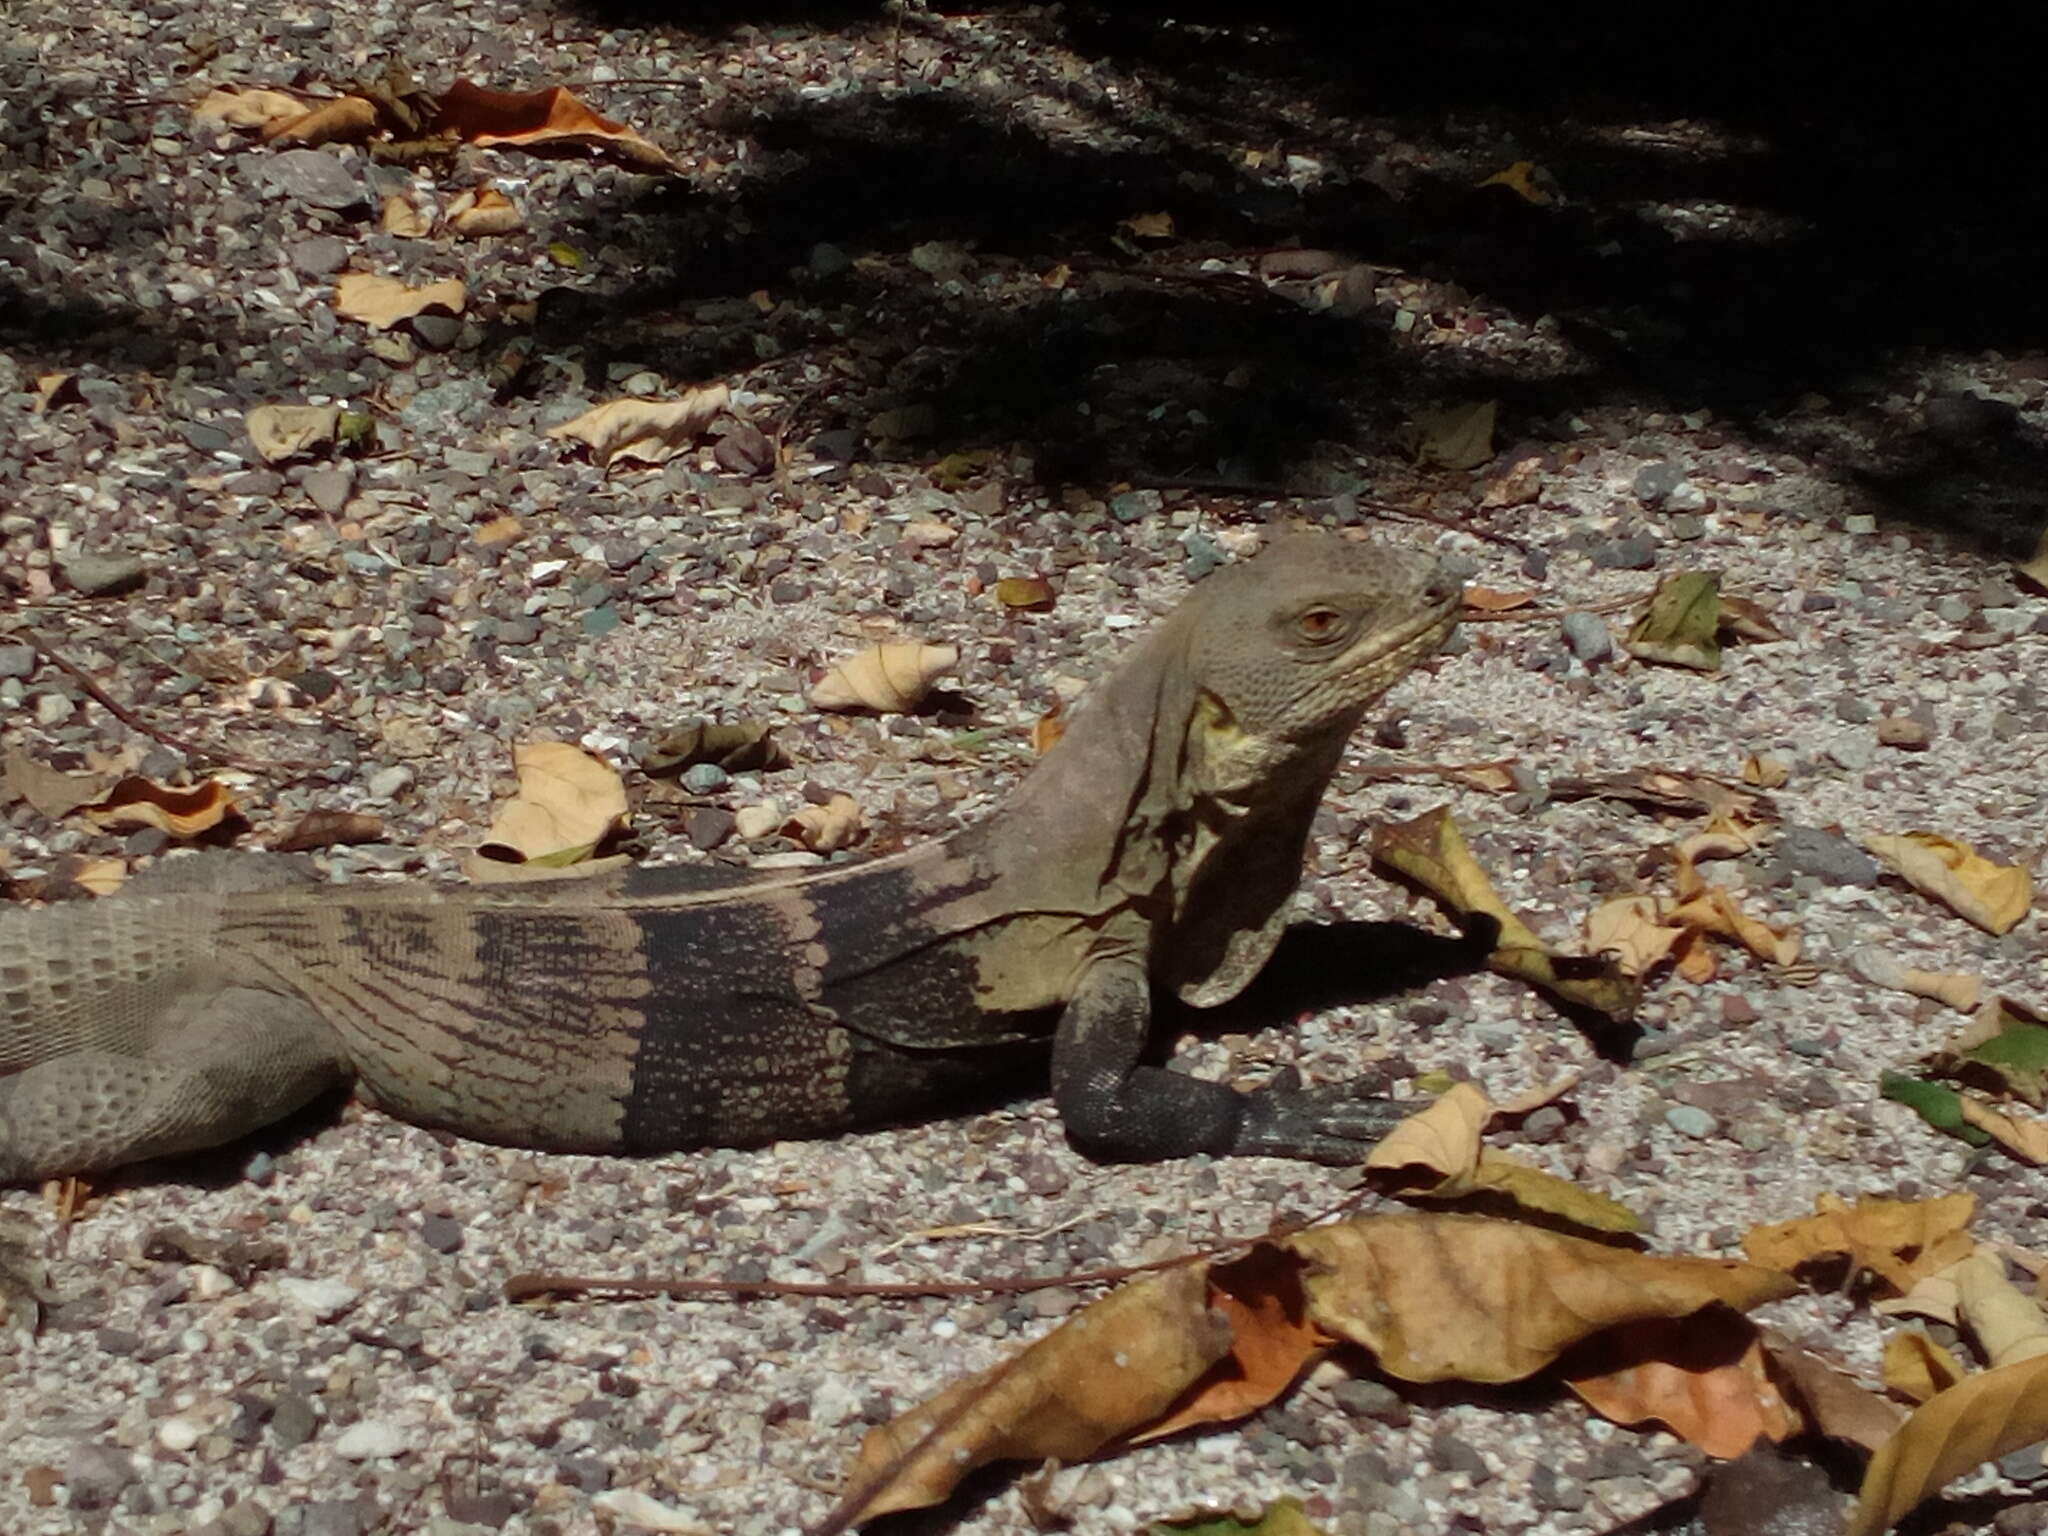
[1050,960,1409,1164]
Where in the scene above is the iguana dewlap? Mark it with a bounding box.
[0,532,1458,1180]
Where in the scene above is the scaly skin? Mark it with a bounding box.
[0,531,1459,1181]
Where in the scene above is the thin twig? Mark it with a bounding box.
[19,633,329,774]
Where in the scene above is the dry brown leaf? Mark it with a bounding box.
[1846,1352,2048,1536]
[1461,586,1536,613]
[1494,1073,1582,1116]
[245,403,341,463]
[848,1265,1228,1522]
[1716,593,1789,643]
[476,741,627,865]
[1548,766,1774,822]
[546,385,731,468]
[641,721,788,777]
[444,184,523,238]
[1626,571,1721,672]
[1122,210,1174,239]
[191,85,309,132]
[265,94,379,146]
[1364,1081,1488,1182]
[809,642,958,714]
[1761,1329,1906,1450]
[1585,896,1687,978]
[1564,1313,1798,1457]
[473,514,524,546]
[380,193,431,238]
[271,810,386,853]
[3,749,123,821]
[1742,753,1790,788]
[1131,1246,1330,1444]
[1954,1248,2048,1367]
[1414,400,1497,471]
[1370,808,1639,1021]
[334,273,467,331]
[783,793,862,853]
[1029,701,1066,755]
[1958,1099,2048,1164]
[1742,1193,1976,1295]
[1882,1329,1967,1404]
[1291,1212,1792,1385]
[1862,830,2034,935]
[81,778,241,839]
[13,853,129,902]
[1455,1150,1645,1236]
[431,79,677,172]
[1875,1265,1965,1326]
[1666,885,1801,967]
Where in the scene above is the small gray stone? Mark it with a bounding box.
[680,763,731,795]
[1560,610,1613,664]
[442,448,496,477]
[420,1214,464,1254]
[1111,489,1162,524]
[1590,533,1658,570]
[582,605,621,637]
[1182,532,1224,579]
[1631,461,1685,506]
[270,1392,318,1448]
[1664,480,1710,513]
[65,1443,136,1511]
[411,313,461,351]
[0,644,35,679]
[808,243,851,279]
[59,549,147,596]
[302,467,353,514]
[288,235,350,277]
[1834,695,1873,724]
[333,1419,407,1460]
[685,807,737,850]
[365,765,414,800]
[1665,1104,1717,1139]
[35,692,74,726]
[257,149,368,212]
[1827,736,1875,771]
[1331,1379,1410,1426]
[301,1498,366,1536]
[1770,825,1882,887]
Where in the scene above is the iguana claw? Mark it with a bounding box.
[1232,1067,1417,1164]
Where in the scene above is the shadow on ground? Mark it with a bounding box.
[5,2,2043,547]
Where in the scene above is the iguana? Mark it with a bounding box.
[0,532,1459,1182]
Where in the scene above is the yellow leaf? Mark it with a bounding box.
[1862,830,2033,935]
[545,384,732,468]
[1414,400,1497,471]
[245,403,341,463]
[1365,1081,1487,1182]
[809,642,957,713]
[1626,570,1722,672]
[333,273,467,331]
[1957,1097,2048,1164]
[1742,1193,1975,1295]
[1883,1330,1967,1405]
[1846,1353,2048,1536]
[476,741,627,865]
[1478,160,1554,205]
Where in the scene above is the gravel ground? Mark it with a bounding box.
[2,6,2046,1536]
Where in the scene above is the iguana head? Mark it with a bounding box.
[1170,533,1461,798]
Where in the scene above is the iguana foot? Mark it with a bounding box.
[1230,1067,1416,1164]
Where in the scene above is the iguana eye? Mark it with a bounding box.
[1296,607,1346,642]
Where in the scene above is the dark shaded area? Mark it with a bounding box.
[5,2,2044,547]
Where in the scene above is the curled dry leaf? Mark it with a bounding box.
[271,810,385,853]
[1761,1328,1906,1451]
[1862,830,2033,935]
[3,748,124,821]
[546,384,732,468]
[431,79,679,173]
[443,185,523,238]
[1742,1192,1977,1295]
[640,721,788,776]
[380,193,431,238]
[848,1265,1227,1522]
[1029,700,1067,755]
[1365,1081,1487,1184]
[1963,1101,2048,1165]
[82,778,241,839]
[993,576,1056,612]
[334,273,467,331]
[245,403,341,463]
[1370,807,1639,1022]
[1955,1247,2048,1367]
[783,793,861,853]
[476,741,628,866]
[1742,752,1790,788]
[191,85,310,132]
[1845,1352,2048,1536]
[12,854,128,902]
[1585,896,1687,978]
[1665,885,1800,968]
[265,94,379,147]
[1563,1312,1798,1458]
[1881,1328,1966,1405]
[809,641,958,714]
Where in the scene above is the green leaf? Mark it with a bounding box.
[1880,1072,1991,1146]
[1626,571,1722,672]
[1959,1005,2048,1106]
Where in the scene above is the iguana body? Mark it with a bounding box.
[0,533,1458,1181]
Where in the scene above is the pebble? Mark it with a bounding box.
[59,549,147,595]
[275,1277,362,1321]
[1590,533,1658,570]
[0,644,39,679]
[302,467,353,514]
[1560,611,1613,665]
[364,765,414,800]
[1631,461,1684,506]
[680,763,731,794]
[64,1444,136,1511]
[1665,1105,1718,1139]
[255,148,368,211]
[332,1420,408,1460]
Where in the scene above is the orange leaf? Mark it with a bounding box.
[1135,1246,1331,1443]
[432,79,677,172]
[1565,1313,1800,1457]
[81,777,241,838]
